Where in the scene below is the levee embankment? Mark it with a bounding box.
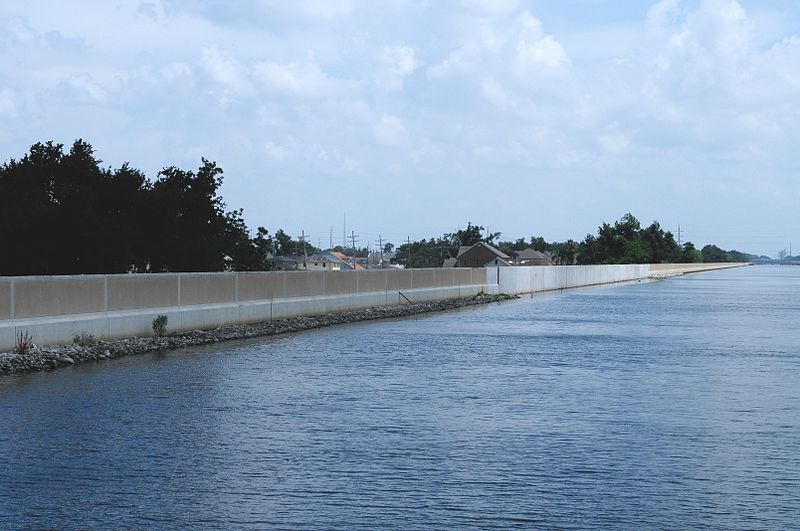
[0,262,749,353]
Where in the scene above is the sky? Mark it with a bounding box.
[1,0,799,257]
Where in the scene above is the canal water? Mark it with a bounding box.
[1,266,799,529]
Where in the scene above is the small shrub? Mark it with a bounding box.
[72,331,96,347]
[14,331,34,355]
[152,314,168,337]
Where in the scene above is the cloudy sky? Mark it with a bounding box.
[1,0,798,256]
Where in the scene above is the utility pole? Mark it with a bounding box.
[378,234,384,267]
[329,226,333,250]
[407,236,412,267]
[348,230,359,269]
[676,224,683,248]
[300,230,309,264]
[343,213,346,248]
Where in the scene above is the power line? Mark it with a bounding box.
[348,230,359,269]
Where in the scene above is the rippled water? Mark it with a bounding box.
[1,266,799,529]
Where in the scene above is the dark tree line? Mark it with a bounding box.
[0,140,273,275]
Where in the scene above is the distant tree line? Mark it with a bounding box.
[0,141,756,275]
[391,214,755,268]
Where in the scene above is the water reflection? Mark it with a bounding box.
[1,266,799,528]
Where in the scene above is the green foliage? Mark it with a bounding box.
[0,140,271,275]
[72,331,96,346]
[700,244,728,262]
[578,213,682,265]
[152,314,168,337]
[393,236,457,268]
[14,331,34,354]
[680,242,704,263]
[392,222,500,268]
[454,222,499,246]
[274,229,320,257]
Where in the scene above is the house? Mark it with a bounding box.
[329,251,365,270]
[513,248,552,266]
[451,242,512,267]
[297,254,343,271]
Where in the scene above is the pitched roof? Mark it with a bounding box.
[476,241,510,259]
[517,248,548,260]
[457,242,510,259]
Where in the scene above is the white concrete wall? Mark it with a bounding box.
[492,264,651,295]
[0,263,746,350]
[0,270,486,350]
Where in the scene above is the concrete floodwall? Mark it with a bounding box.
[0,269,488,350]
[0,263,749,350]
[491,262,750,296]
[492,264,651,295]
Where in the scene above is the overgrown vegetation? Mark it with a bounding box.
[72,331,96,346]
[14,331,34,354]
[152,314,168,337]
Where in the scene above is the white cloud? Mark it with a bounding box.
[342,157,361,171]
[375,44,417,90]
[427,49,470,79]
[455,0,521,17]
[514,11,570,71]
[0,89,18,117]
[374,113,408,146]
[264,141,291,161]
[64,74,110,102]
[1,0,799,254]
[200,46,252,95]
[253,57,333,96]
[297,0,354,20]
[599,133,631,154]
[481,77,513,108]
[647,0,681,30]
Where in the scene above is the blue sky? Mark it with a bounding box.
[1,0,798,256]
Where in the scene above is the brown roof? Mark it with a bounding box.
[476,242,510,259]
[517,248,548,260]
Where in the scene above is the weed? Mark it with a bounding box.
[14,331,34,354]
[152,314,168,337]
[72,331,96,347]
